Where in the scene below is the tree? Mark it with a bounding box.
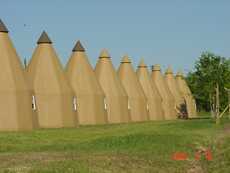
[186,52,230,112]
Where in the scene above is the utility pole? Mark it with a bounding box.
[218,88,230,121]
[215,83,220,124]
[228,89,230,117]
[224,87,230,118]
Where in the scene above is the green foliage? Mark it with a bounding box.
[186,52,230,111]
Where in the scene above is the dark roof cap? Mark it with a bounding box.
[72,40,85,52]
[37,31,52,44]
[165,66,173,74]
[0,19,8,33]
[138,58,147,68]
[176,71,184,77]
[152,64,161,71]
[99,49,111,58]
[121,55,131,63]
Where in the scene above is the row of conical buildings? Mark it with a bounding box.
[0,19,196,131]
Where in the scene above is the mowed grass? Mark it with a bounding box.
[0,116,229,173]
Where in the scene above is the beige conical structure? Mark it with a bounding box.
[175,71,197,117]
[117,56,149,122]
[0,19,34,131]
[26,31,77,128]
[95,49,130,123]
[66,41,107,125]
[136,59,164,120]
[165,66,185,110]
[182,76,197,117]
[151,65,177,120]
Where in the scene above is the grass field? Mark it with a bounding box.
[0,116,229,173]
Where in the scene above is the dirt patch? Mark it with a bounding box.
[0,152,153,172]
[0,152,77,168]
[0,152,183,173]
[187,161,204,173]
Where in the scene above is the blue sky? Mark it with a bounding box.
[0,0,229,73]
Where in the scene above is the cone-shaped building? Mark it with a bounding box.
[136,59,164,120]
[95,49,130,123]
[0,19,34,131]
[66,41,107,125]
[26,31,77,128]
[165,66,185,110]
[151,65,177,120]
[118,56,149,122]
[175,71,197,117]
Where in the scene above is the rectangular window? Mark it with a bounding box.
[104,98,107,110]
[73,97,77,111]
[32,95,36,111]
[128,99,131,110]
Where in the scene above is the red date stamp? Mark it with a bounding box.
[172,148,212,161]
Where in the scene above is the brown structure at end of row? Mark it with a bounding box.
[95,49,130,123]
[0,19,34,131]
[175,71,197,117]
[118,56,149,122]
[136,59,164,120]
[26,31,77,128]
[66,41,107,125]
[151,65,177,120]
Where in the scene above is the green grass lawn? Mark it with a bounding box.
[0,116,229,173]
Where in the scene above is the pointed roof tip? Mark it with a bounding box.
[0,19,9,33]
[138,58,147,68]
[99,49,111,58]
[152,64,161,71]
[121,55,131,63]
[72,40,85,52]
[165,65,173,74]
[37,31,52,44]
[176,70,184,77]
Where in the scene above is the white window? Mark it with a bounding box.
[104,98,107,110]
[32,95,36,111]
[73,97,77,111]
[128,99,131,110]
